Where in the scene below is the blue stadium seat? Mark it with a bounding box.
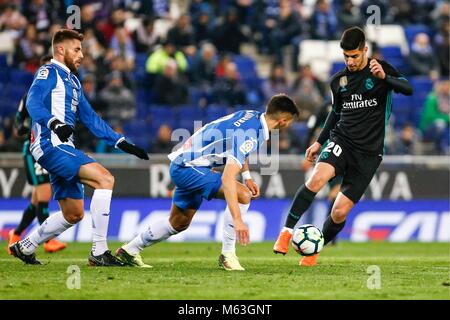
[233,55,257,76]
[380,46,403,60]
[204,104,228,122]
[135,53,148,68]
[9,70,34,87]
[392,95,413,128]
[0,69,9,84]
[290,122,308,140]
[0,54,8,68]
[330,62,346,76]
[149,105,177,129]
[410,77,433,97]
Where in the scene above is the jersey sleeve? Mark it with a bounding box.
[77,90,124,146]
[379,60,403,78]
[228,130,258,169]
[15,93,29,129]
[26,66,59,128]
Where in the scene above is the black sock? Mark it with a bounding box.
[284,184,317,229]
[327,198,337,244]
[15,204,36,235]
[322,215,345,245]
[36,202,50,225]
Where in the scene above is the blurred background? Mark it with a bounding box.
[0,0,448,243]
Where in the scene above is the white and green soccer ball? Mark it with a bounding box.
[291,224,325,256]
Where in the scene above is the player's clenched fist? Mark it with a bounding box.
[50,119,73,142]
[117,140,149,160]
[305,141,322,162]
[369,59,386,79]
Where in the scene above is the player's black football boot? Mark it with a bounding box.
[88,250,125,267]
[9,242,42,265]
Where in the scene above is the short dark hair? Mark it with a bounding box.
[266,94,299,118]
[340,26,365,50]
[40,54,52,65]
[52,29,84,47]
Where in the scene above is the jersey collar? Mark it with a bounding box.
[50,59,71,74]
[260,113,269,141]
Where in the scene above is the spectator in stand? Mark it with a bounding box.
[108,55,134,89]
[268,0,303,66]
[110,26,136,72]
[388,123,420,155]
[337,0,363,33]
[190,42,217,89]
[213,61,247,107]
[132,17,159,53]
[310,0,338,40]
[146,39,188,76]
[213,7,246,54]
[410,0,437,25]
[81,73,104,116]
[250,0,280,54]
[291,65,324,121]
[82,28,105,60]
[420,80,450,154]
[99,71,136,127]
[433,13,450,77]
[262,63,290,101]
[154,59,189,106]
[151,124,176,154]
[0,4,28,39]
[167,14,197,57]
[409,33,439,80]
[23,0,55,34]
[192,9,214,45]
[80,4,107,46]
[97,7,127,44]
[14,24,45,73]
[390,0,413,25]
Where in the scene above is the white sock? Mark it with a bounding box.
[90,189,112,256]
[282,226,294,234]
[20,211,73,254]
[221,203,250,254]
[123,218,178,256]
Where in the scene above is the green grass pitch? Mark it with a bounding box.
[0,241,448,300]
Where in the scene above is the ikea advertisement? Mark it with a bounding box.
[0,198,448,243]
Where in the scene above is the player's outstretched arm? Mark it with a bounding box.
[117,140,149,160]
[222,158,249,245]
[77,91,148,159]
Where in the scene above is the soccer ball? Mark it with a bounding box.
[291,224,324,256]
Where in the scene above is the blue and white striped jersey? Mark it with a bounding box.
[26,59,123,160]
[168,110,269,168]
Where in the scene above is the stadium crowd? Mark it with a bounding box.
[0,0,448,155]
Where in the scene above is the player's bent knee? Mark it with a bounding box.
[98,173,115,189]
[238,190,251,205]
[64,210,84,224]
[331,207,348,223]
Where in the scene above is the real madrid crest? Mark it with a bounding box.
[339,76,348,88]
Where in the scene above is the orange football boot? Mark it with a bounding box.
[299,253,319,266]
[273,229,293,255]
[8,229,21,255]
[44,239,67,253]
